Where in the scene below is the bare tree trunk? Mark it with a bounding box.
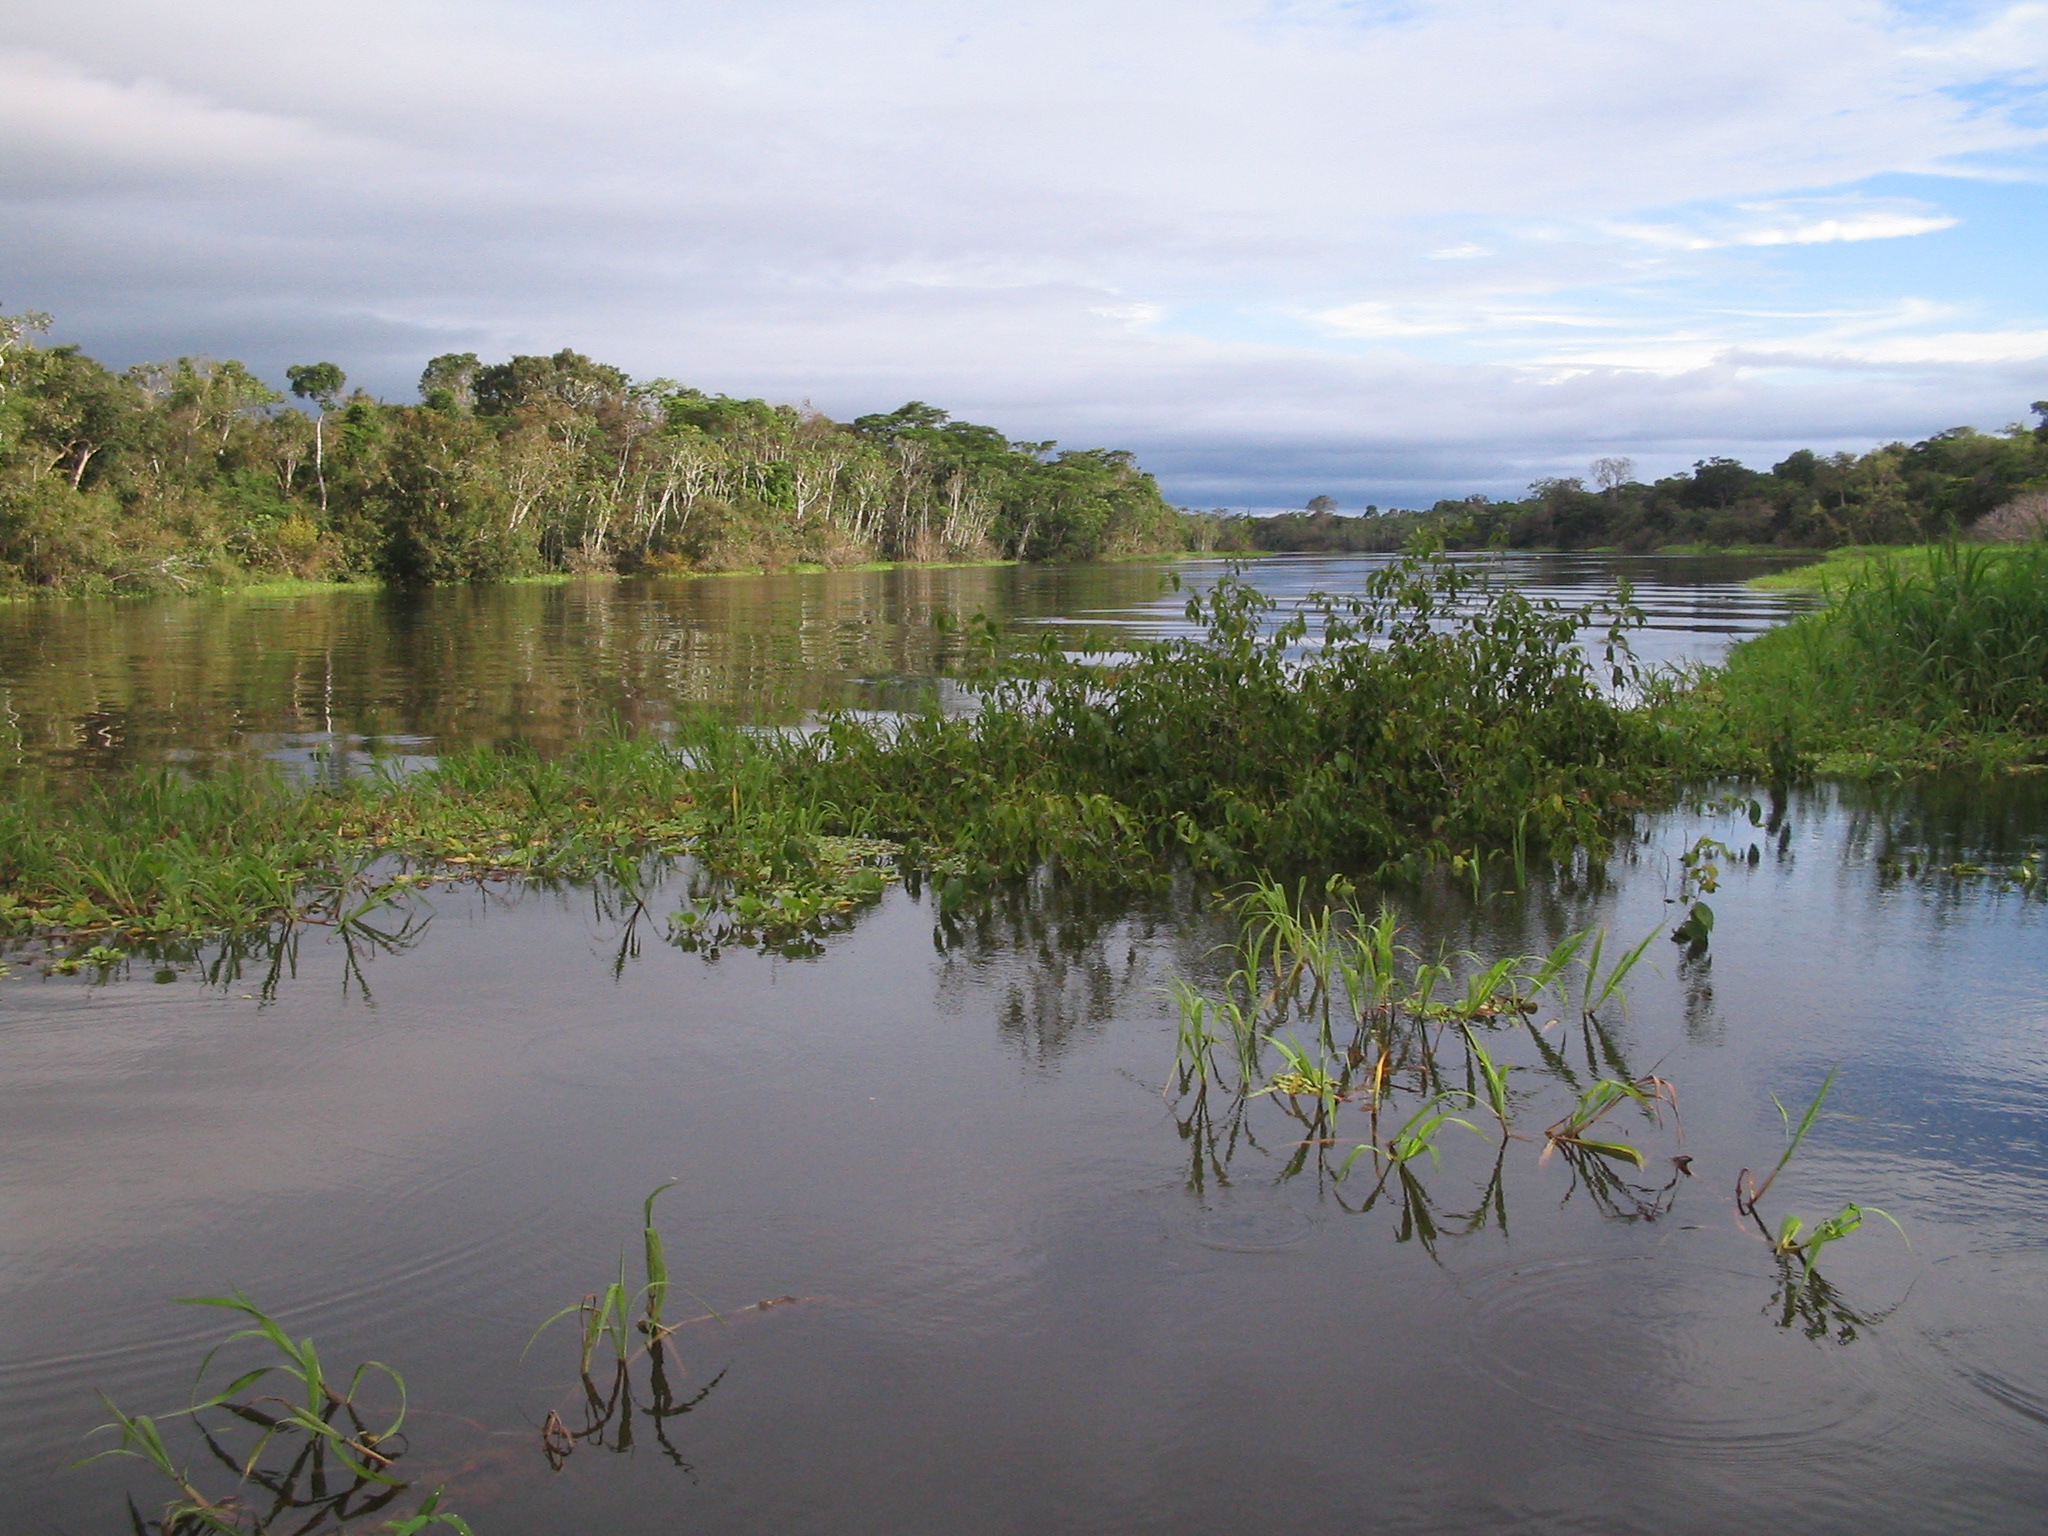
[314,412,328,516]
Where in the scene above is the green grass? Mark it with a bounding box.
[1664,542,2048,775]
[1745,544,1928,593]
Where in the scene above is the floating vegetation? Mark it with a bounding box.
[1,557,1672,954]
[78,1293,470,1535]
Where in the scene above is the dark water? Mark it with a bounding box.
[8,555,2046,1535]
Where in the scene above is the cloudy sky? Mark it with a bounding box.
[5,0,2047,508]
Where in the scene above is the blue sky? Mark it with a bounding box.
[3,0,2046,508]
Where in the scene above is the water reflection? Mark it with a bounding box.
[0,554,1812,776]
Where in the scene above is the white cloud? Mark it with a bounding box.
[1,0,2044,503]
[1607,196,1961,250]
[1906,2,2048,74]
[1735,211,1959,245]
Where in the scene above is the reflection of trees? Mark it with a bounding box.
[929,875,1190,1068]
[0,562,1189,776]
[1838,775,2048,900]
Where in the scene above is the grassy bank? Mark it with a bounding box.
[1667,542,2048,775]
[1745,545,1930,594]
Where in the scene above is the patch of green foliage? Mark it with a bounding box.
[1660,542,2048,775]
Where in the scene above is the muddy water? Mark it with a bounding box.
[8,555,2045,1535]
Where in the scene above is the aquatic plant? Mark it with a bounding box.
[1734,1068,1906,1325]
[1163,879,1683,1237]
[1541,1076,1678,1170]
[526,1181,734,1472]
[78,1293,469,1535]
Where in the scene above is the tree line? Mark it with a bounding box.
[0,312,1234,595]
[1252,410,2048,554]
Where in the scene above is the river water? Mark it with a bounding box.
[5,554,2046,1536]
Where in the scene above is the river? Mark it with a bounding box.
[4,554,2045,1536]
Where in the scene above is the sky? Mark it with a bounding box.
[4,0,2047,509]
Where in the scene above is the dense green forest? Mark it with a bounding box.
[0,311,1230,595]
[1253,408,2048,554]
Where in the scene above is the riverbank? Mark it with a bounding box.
[1673,542,2048,776]
[0,555,1063,605]
[1745,545,1929,593]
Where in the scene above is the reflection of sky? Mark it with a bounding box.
[1030,551,1818,672]
[6,776,2048,1530]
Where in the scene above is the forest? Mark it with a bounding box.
[7,307,2046,596]
[0,312,1229,595]
[1253,409,2048,554]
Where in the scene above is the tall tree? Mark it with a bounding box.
[286,361,347,515]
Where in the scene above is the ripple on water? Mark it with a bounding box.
[1169,1199,1318,1254]
[1457,1252,1911,1462]
[1917,1245,2048,1433]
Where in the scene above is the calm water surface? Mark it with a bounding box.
[6,555,2045,1536]
[0,552,1808,772]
